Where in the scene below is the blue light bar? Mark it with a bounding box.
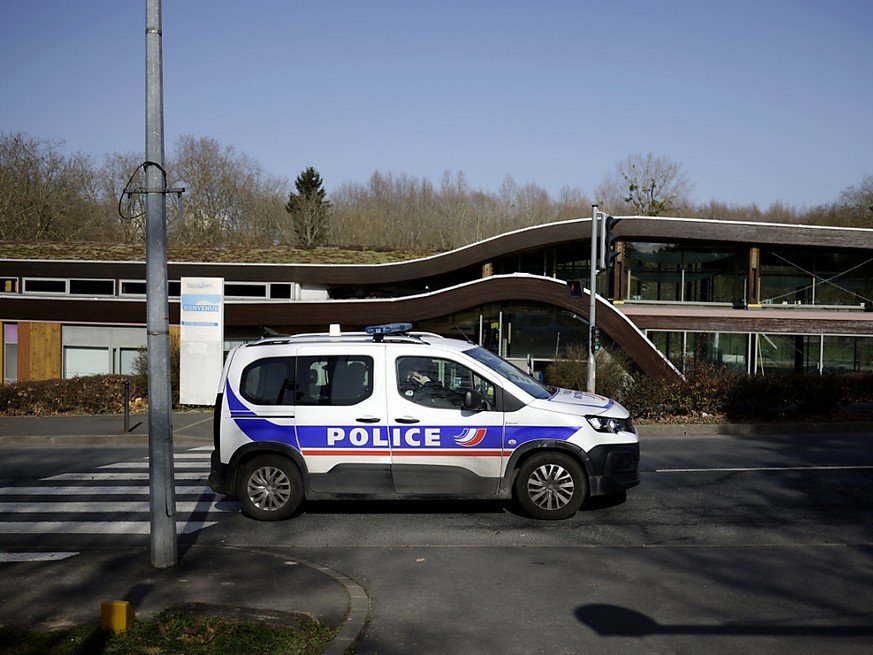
[365,323,413,335]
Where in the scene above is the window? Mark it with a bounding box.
[23,278,66,294]
[3,323,17,383]
[465,347,550,400]
[69,279,115,296]
[225,283,267,298]
[297,355,373,406]
[119,348,140,376]
[120,280,147,296]
[624,243,744,303]
[397,356,494,409]
[63,346,110,377]
[270,283,292,299]
[240,357,295,405]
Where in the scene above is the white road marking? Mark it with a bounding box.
[99,461,209,469]
[0,485,212,495]
[0,521,217,535]
[0,449,228,539]
[655,465,873,473]
[0,500,239,513]
[43,472,207,481]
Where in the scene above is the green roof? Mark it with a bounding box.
[0,242,435,265]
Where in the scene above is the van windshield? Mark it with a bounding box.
[464,346,554,400]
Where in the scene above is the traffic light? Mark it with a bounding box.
[599,215,622,270]
[590,326,602,354]
[567,280,583,297]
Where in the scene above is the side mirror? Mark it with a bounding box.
[463,389,490,411]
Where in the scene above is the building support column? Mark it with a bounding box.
[747,246,761,306]
[611,241,625,301]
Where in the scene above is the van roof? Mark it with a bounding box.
[239,324,469,350]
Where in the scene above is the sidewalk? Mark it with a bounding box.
[0,412,367,654]
[0,411,214,446]
[0,545,365,655]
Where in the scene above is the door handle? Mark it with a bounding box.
[356,416,381,423]
[395,417,420,424]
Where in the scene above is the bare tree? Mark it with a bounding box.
[596,153,692,216]
[97,151,146,243]
[554,186,593,221]
[832,175,873,227]
[0,132,101,241]
[169,135,287,246]
[331,171,445,250]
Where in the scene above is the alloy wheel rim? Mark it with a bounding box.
[248,466,292,511]
[527,463,575,510]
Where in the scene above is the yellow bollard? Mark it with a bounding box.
[101,600,135,633]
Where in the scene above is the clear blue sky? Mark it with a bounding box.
[2,0,871,210]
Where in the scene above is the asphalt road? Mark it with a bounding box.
[1,431,872,654]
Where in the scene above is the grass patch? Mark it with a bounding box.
[0,607,337,655]
[0,241,435,265]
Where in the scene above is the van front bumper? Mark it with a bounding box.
[586,442,640,496]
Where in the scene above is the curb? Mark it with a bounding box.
[229,547,370,655]
[637,420,873,437]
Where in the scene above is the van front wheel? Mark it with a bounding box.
[515,452,587,520]
[238,454,303,521]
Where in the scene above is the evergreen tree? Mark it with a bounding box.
[285,167,330,248]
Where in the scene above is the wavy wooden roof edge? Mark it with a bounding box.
[2,216,871,289]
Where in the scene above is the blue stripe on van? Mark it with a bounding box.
[233,417,299,448]
[225,383,257,416]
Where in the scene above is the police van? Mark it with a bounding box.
[209,323,639,520]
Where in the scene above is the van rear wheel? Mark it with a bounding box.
[515,452,586,520]
[238,454,303,521]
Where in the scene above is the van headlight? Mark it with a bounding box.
[586,416,635,434]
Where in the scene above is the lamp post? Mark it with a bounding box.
[145,0,177,569]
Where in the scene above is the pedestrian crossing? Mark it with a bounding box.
[0,446,239,538]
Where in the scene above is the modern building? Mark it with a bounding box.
[2,216,871,395]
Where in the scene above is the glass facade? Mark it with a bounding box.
[756,333,819,375]
[822,335,873,373]
[759,248,873,307]
[647,331,749,374]
[624,243,747,304]
[416,302,590,377]
[648,329,873,376]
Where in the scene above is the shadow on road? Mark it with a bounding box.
[575,603,873,637]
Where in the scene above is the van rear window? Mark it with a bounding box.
[297,355,373,406]
[240,355,374,406]
[240,357,295,405]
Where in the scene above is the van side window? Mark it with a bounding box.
[297,355,373,406]
[397,356,494,409]
[240,357,295,405]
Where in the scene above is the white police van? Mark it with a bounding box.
[209,323,639,520]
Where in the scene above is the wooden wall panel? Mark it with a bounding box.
[25,322,61,380]
[17,323,30,381]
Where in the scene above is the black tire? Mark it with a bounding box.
[238,454,304,521]
[514,452,587,520]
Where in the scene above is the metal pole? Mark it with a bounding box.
[587,205,598,393]
[123,380,130,433]
[145,0,177,568]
